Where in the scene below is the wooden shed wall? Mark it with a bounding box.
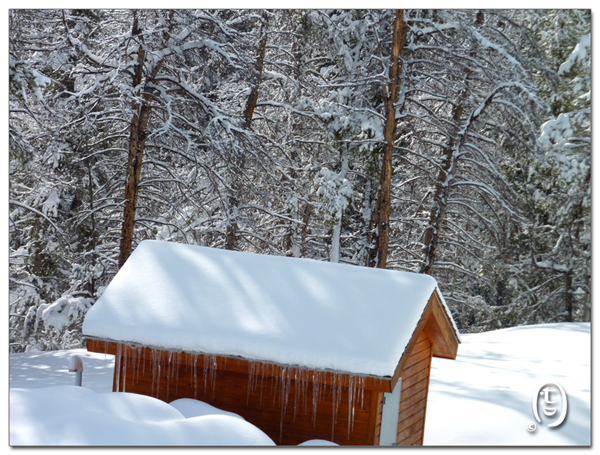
[396,329,433,445]
[88,339,388,446]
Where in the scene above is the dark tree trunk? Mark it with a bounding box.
[118,13,165,268]
[370,10,405,269]
[225,11,269,251]
[420,99,464,275]
[420,9,482,275]
[565,272,573,322]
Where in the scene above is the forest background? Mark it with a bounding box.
[8,8,591,352]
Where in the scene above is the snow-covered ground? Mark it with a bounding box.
[424,322,590,446]
[9,322,591,446]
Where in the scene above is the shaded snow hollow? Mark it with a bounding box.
[83,240,453,378]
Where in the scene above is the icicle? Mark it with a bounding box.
[259,362,265,407]
[312,370,321,428]
[203,355,209,394]
[122,345,128,393]
[150,349,155,397]
[247,362,255,405]
[150,348,163,399]
[359,376,365,409]
[103,342,109,368]
[156,349,161,398]
[279,366,288,441]
[152,349,157,398]
[115,343,122,393]
[347,375,354,438]
[331,373,341,441]
[293,368,300,423]
[174,352,180,396]
[209,355,218,400]
[272,364,280,408]
[166,351,173,401]
[141,347,147,377]
[132,347,138,384]
[193,355,198,399]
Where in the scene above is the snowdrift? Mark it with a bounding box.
[9,322,590,446]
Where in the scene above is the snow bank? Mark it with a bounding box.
[83,240,448,378]
[425,322,590,446]
[10,386,275,446]
[10,322,590,446]
[9,349,114,392]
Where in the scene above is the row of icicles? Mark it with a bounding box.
[110,343,375,440]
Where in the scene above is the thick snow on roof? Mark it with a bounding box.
[83,240,444,378]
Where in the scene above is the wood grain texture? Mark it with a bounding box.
[396,331,433,446]
[88,339,382,445]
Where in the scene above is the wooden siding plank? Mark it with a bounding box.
[398,407,426,433]
[399,377,429,402]
[402,428,425,446]
[401,355,431,379]
[400,366,430,390]
[403,342,432,369]
[397,417,425,445]
[411,336,432,356]
[399,388,429,414]
[398,397,428,421]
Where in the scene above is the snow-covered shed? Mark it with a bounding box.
[83,240,459,446]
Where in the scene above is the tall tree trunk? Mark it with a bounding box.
[118,14,147,269]
[369,10,406,269]
[86,157,97,296]
[564,271,573,322]
[300,203,311,257]
[225,11,269,251]
[283,10,309,257]
[420,11,483,275]
[118,13,164,268]
[420,95,464,275]
[243,11,269,129]
[330,147,349,263]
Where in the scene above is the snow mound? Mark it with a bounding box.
[298,439,340,446]
[10,387,275,446]
[425,322,590,446]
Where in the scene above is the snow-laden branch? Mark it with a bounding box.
[9,200,69,245]
[470,28,524,71]
[458,81,537,138]
[558,34,590,75]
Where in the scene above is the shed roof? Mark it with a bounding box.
[82,240,459,379]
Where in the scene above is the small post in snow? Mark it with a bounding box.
[68,355,84,386]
